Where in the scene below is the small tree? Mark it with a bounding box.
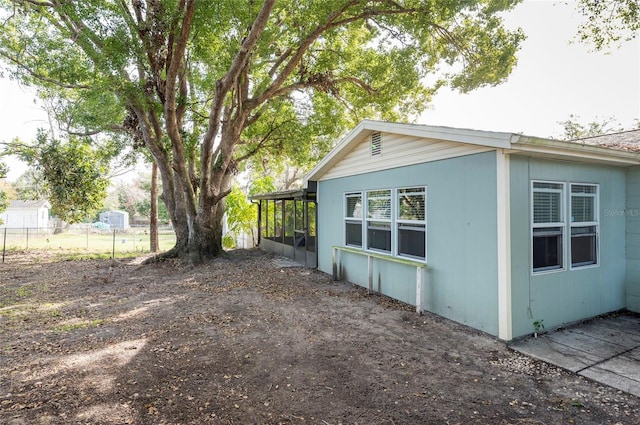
[6,133,111,223]
[224,176,277,249]
[0,162,9,224]
[557,114,639,140]
[222,187,253,249]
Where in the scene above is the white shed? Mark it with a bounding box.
[0,200,51,229]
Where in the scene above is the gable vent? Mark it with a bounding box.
[370,132,382,157]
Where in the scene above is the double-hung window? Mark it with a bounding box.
[366,189,392,252]
[532,181,565,272]
[570,184,598,267]
[345,192,363,247]
[397,187,426,260]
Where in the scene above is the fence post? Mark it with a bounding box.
[112,229,116,259]
[2,227,6,263]
[26,228,29,250]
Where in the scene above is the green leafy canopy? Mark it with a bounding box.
[0,0,525,259]
[0,0,525,159]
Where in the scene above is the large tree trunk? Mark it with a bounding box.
[149,162,159,252]
[158,199,227,263]
[187,199,226,263]
[152,159,232,263]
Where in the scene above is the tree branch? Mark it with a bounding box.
[248,0,458,112]
[269,75,377,99]
[163,0,197,217]
[201,0,277,150]
[0,51,90,89]
[201,0,277,200]
[233,125,282,164]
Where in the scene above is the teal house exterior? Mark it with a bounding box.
[257,120,640,341]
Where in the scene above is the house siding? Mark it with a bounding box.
[509,156,627,339]
[626,166,640,312]
[319,131,494,181]
[317,151,500,336]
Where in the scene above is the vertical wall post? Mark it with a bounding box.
[257,200,262,246]
[303,200,309,267]
[313,201,318,265]
[416,266,423,314]
[367,255,373,294]
[497,149,512,340]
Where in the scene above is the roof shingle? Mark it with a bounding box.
[570,129,640,152]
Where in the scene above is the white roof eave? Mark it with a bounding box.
[512,136,640,166]
[304,120,515,183]
[303,121,640,186]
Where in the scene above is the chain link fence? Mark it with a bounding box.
[1,225,177,261]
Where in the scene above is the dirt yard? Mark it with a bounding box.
[0,249,638,425]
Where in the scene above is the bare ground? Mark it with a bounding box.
[0,249,638,425]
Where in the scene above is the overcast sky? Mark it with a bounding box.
[420,0,640,137]
[1,0,639,180]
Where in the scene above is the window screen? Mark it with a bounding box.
[345,192,363,247]
[397,187,426,259]
[532,182,564,272]
[570,184,598,267]
[367,190,391,220]
[367,190,391,252]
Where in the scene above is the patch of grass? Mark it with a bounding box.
[38,302,64,317]
[0,283,47,307]
[53,318,105,332]
[0,307,18,318]
[2,230,176,254]
[14,285,32,297]
[0,303,35,325]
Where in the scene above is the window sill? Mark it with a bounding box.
[532,266,566,276]
[570,263,599,270]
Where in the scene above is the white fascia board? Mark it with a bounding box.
[513,136,640,166]
[371,120,514,149]
[304,120,516,184]
[305,121,369,183]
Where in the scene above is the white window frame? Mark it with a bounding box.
[342,185,427,264]
[365,189,392,254]
[531,180,566,274]
[570,183,599,269]
[344,191,363,247]
[396,186,427,261]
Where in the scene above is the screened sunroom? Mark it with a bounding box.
[250,184,317,267]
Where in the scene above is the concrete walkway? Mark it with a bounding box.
[509,314,640,397]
